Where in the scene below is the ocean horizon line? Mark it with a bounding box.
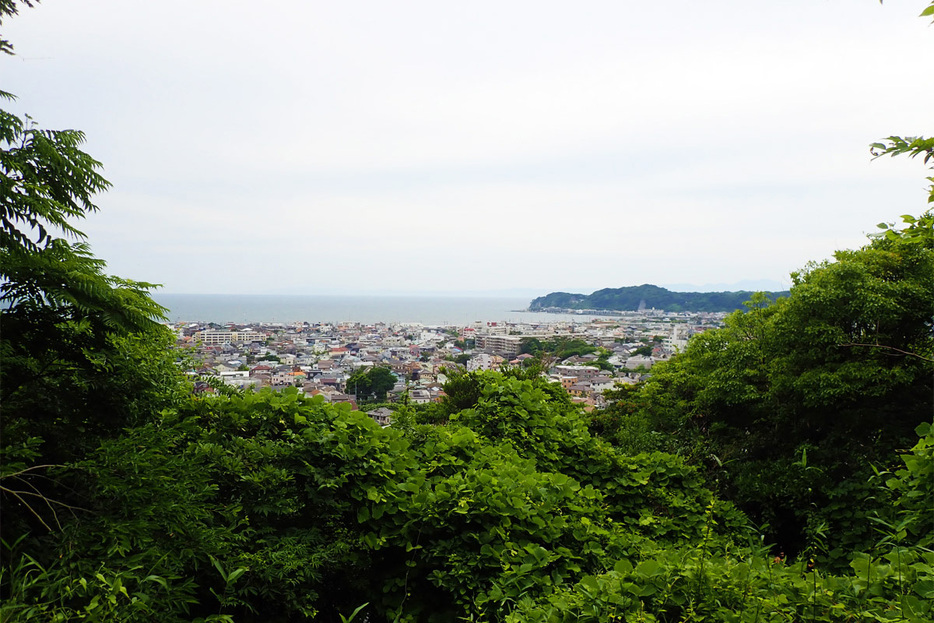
[155,292,543,299]
[155,279,788,299]
[151,293,608,326]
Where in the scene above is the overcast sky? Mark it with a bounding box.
[4,1,932,296]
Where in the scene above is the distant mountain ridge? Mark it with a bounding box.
[528,284,789,313]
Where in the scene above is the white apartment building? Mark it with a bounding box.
[197,330,266,345]
[664,324,692,353]
[475,335,522,357]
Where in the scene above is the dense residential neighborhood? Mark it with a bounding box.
[176,310,728,421]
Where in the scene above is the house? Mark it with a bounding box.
[250,364,273,377]
[328,393,357,409]
[466,353,504,372]
[367,407,393,427]
[554,365,601,380]
[223,377,263,391]
[409,388,431,404]
[271,370,295,386]
[568,382,590,397]
[624,355,654,370]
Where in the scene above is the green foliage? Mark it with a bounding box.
[0,89,189,621]
[0,102,167,334]
[185,388,412,620]
[1,112,108,254]
[874,209,934,246]
[631,344,653,357]
[873,422,934,551]
[627,233,933,562]
[869,70,933,245]
[589,382,660,455]
[348,372,737,621]
[519,336,596,360]
[2,414,239,623]
[508,545,934,623]
[339,602,369,623]
[0,106,180,567]
[0,554,232,623]
[370,436,610,621]
[505,423,934,622]
[529,285,789,312]
[3,389,413,622]
[871,135,934,208]
[346,365,398,402]
[5,379,931,622]
[591,349,615,371]
[518,336,543,355]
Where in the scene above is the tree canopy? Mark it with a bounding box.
[529,285,789,313]
[346,366,398,402]
[609,232,933,562]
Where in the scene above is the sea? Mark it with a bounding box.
[153,294,608,326]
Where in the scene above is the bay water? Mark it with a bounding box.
[153,294,606,326]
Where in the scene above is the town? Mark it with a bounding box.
[175,309,728,422]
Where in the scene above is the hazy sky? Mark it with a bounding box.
[4,1,932,295]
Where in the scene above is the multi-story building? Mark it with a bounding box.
[554,364,602,380]
[475,335,522,357]
[197,330,266,345]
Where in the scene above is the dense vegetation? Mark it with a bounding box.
[345,366,398,402]
[2,2,933,621]
[519,337,597,359]
[589,233,934,561]
[528,285,789,313]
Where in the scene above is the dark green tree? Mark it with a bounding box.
[0,99,174,456]
[518,337,543,355]
[0,100,180,569]
[367,366,397,400]
[347,366,397,402]
[345,369,372,399]
[1,10,185,611]
[631,344,653,357]
[633,232,933,562]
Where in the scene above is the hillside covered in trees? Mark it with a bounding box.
[2,2,934,622]
[528,285,790,313]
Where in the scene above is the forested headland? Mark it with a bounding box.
[528,285,790,313]
[2,2,933,622]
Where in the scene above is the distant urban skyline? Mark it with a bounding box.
[4,1,932,295]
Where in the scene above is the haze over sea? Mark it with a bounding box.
[154,294,608,326]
